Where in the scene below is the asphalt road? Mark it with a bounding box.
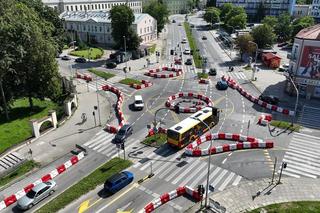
[2,13,299,213]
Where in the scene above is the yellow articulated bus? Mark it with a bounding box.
[167,107,220,149]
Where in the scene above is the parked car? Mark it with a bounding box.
[202,36,207,40]
[184,49,191,55]
[216,80,228,90]
[17,181,56,210]
[75,57,87,63]
[181,38,187,44]
[185,58,193,65]
[106,61,117,68]
[114,124,133,143]
[170,49,175,55]
[174,58,182,65]
[104,171,134,193]
[209,68,217,76]
[61,55,71,60]
[178,23,182,26]
[172,19,176,23]
[191,24,195,28]
[258,95,279,105]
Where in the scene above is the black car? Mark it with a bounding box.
[106,61,117,68]
[172,20,176,23]
[114,125,133,143]
[61,55,71,60]
[75,57,86,63]
[209,68,217,76]
[202,36,207,40]
[258,95,279,105]
[185,58,193,65]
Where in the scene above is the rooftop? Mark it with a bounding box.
[296,24,320,40]
[60,11,148,24]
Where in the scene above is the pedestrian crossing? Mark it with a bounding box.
[83,130,138,157]
[281,132,320,179]
[133,148,242,192]
[224,72,247,80]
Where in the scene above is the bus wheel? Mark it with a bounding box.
[210,122,215,127]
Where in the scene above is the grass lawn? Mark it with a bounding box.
[0,160,40,187]
[270,120,301,132]
[250,201,320,213]
[0,98,63,154]
[148,44,156,54]
[88,68,115,80]
[36,158,132,213]
[184,22,202,68]
[197,72,209,79]
[142,133,167,148]
[70,48,103,60]
[119,78,142,86]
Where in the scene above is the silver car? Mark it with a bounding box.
[17,180,56,210]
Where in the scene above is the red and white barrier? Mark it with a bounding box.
[145,66,183,78]
[165,92,213,113]
[258,114,272,126]
[131,80,153,90]
[0,152,85,210]
[76,72,92,81]
[222,76,295,116]
[141,186,202,213]
[198,78,210,84]
[185,132,273,156]
[101,84,126,133]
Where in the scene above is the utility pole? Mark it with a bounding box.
[95,76,101,126]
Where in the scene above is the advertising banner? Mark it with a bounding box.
[297,46,320,79]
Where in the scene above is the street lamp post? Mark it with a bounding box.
[287,74,299,125]
[249,41,258,81]
[95,76,102,126]
[123,36,128,74]
[193,117,213,209]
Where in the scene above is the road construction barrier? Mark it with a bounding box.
[222,76,295,116]
[131,80,153,90]
[185,132,273,156]
[165,92,213,113]
[145,66,183,78]
[76,72,92,81]
[141,186,202,213]
[258,114,272,126]
[147,127,167,137]
[0,152,85,210]
[199,78,210,84]
[101,84,126,133]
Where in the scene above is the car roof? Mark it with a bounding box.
[120,124,131,130]
[134,95,142,100]
[108,172,126,183]
[32,182,48,192]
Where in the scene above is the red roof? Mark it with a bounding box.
[296,24,320,40]
[263,52,281,60]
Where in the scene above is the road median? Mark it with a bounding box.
[184,22,202,68]
[36,157,132,213]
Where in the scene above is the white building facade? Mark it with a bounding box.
[60,11,157,46]
[216,0,295,22]
[43,0,142,14]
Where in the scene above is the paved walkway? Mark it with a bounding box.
[187,177,320,213]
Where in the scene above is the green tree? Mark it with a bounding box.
[275,13,292,41]
[206,0,216,7]
[203,7,220,25]
[251,24,276,48]
[225,7,247,29]
[219,3,233,22]
[143,0,169,34]
[187,0,196,12]
[262,16,278,28]
[109,5,141,50]
[292,16,315,39]
[255,2,266,22]
[236,34,255,59]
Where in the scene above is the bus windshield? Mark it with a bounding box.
[167,129,180,141]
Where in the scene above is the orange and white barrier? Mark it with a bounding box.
[258,114,272,126]
[76,72,92,81]
[131,80,153,90]
[198,78,210,84]
[145,66,183,78]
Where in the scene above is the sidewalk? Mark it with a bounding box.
[186,177,320,213]
[12,81,111,165]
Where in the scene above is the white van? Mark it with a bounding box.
[134,95,144,110]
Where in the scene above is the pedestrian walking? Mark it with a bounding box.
[81,113,87,122]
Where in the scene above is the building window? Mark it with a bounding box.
[70,6,73,11]
[98,4,101,9]
[66,6,69,11]
[95,26,97,32]
[95,4,97,9]
[100,26,102,32]
[91,5,94,10]
[83,26,86,31]
[75,5,78,11]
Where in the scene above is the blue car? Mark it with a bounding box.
[216,80,228,90]
[104,171,134,193]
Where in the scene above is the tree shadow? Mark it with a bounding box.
[0,105,46,125]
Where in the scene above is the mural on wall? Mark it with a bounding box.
[297,46,320,79]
